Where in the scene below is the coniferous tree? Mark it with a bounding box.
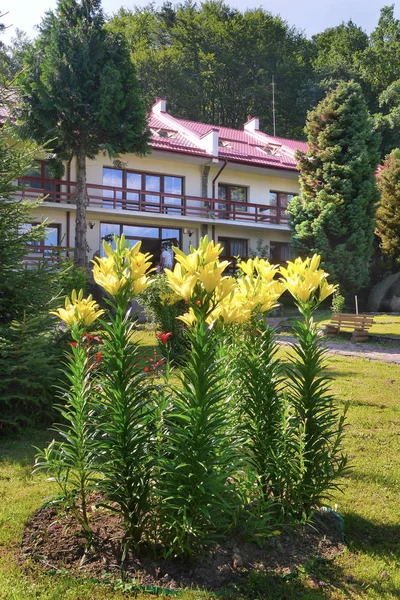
[17,0,150,266]
[288,81,380,298]
[376,148,400,267]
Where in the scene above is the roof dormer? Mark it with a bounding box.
[257,142,282,156]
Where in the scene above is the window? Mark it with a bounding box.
[22,160,56,194]
[269,241,291,264]
[219,237,248,258]
[102,168,184,214]
[100,223,181,262]
[24,224,61,255]
[268,191,295,223]
[218,184,247,217]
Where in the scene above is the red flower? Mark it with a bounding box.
[195,300,201,306]
[87,334,103,343]
[144,366,150,372]
[95,352,102,363]
[69,341,78,347]
[156,332,173,345]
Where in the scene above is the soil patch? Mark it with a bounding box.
[20,497,344,594]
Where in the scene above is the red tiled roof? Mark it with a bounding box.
[1,93,307,170]
[149,110,307,171]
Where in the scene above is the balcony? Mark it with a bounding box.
[24,244,74,265]
[18,176,290,226]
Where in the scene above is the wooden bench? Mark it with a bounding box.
[323,313,375,342]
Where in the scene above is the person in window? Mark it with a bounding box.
[160,243,174,270]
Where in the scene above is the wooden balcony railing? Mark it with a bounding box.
[24,244,74,264]
[17,176,290,225]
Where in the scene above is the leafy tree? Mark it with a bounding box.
[358,6,400,99]
[17,0,150,266]
[6,29,32,78]
[358,5,400,154]
[109,1,313,138]
[311,21,368,83]
[288,81,380,298]
[376,148,400,267]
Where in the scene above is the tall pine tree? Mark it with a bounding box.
[376,148,400,268]
[17,0,150,266]
[288,81,380,298]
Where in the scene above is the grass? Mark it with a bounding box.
[369,314,400,339]
[284,310,400,341]
[1,345,400,598]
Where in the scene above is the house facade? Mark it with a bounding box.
[20,98,307,266]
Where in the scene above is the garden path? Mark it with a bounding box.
[279,335,400,365]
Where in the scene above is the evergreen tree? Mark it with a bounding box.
[17,0,150,266]
[376,148,400,267]
[288,81,380,298]
[0,101,48,322]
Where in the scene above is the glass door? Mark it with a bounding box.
[163,176,183,214]
[145,175,161,212]
[126,172,141,210]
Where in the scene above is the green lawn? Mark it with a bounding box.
[1,350,400,598]
[369,314,400,338]
[305,311,400,340]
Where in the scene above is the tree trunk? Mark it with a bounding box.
[74,149,88,267]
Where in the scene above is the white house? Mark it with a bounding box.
[19,98,307,266]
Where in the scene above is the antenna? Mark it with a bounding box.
[272,74,276,137]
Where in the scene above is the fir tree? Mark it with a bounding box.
[17,0,150,266]
[288,81,380,298]
[376,148,400,267]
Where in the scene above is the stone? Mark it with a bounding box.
[368,272,400,312]
[382,277,400,312]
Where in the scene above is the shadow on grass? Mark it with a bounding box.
[343,512,400,559]
[209,569,331,599]
[345,469,399,493]
[209,552,400,600]
[0,428,54,466]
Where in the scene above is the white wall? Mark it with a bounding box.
[30,149,299,260]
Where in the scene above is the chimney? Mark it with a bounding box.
[200,128,219,156]
[152,98,167,114]
[244,116,260,133]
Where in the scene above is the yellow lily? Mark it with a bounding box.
[215,277,236,303]
[319,279,337,302]
[51,289,104,327]
[92,264,129,297]
[238,258,255,277]
[165,264,197,301]
[198,262,229,293]
[177,309,197,327]
[132,275,150,296]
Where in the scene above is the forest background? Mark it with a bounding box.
[2,1,400,159]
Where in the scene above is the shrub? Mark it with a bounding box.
[331,287,345,313]
[0,314,61,433]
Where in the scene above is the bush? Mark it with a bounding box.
[331,287,345,313]
[0,313,62,432]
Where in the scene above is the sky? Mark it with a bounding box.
[2,0,398,44]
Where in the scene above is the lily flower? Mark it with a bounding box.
[51,289,104,327]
